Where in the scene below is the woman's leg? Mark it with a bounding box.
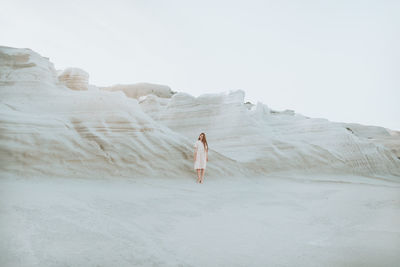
[200,169,205,183]
[196,169,201,182]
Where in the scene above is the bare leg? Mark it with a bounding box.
[200,169,205,183]
[196,169,201,183]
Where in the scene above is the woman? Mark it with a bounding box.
[194,133,208,183]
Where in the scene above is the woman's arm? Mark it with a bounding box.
[194,147,197,162]
[206,148,208,161]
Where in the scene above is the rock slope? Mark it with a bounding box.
[0,46,247,179]
[0,46,399,179]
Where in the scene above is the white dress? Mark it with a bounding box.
[194,140,207,170]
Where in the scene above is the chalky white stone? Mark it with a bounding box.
[58,67,89,91]
[101,83,174,99]
[0,46,245,179]
[0,46,399,179]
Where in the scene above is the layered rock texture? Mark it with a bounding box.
[58,67,89,91]
[1,46,399,179]
[139,91,400,177]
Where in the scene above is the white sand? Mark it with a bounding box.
[1,175,399,267]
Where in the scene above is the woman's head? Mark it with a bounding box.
[198,133,205,140]
[198,133,208,150]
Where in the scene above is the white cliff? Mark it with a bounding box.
[139,90,400,178]
[0,46,399,180]
[0,46,246,179]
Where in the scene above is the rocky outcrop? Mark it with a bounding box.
[139,90,400,177]
[58,67,89,91]
[101,83,175,99]
[0,47,246,179]
[1,46,399,179]
[0,46,58,85]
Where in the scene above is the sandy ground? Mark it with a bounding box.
[0,175,399,267]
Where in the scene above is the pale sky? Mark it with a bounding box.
[1,0,399,130]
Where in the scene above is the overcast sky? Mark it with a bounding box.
[1,0,399,130]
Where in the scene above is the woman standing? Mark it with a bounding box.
[194,133,208,183]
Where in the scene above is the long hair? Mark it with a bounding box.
[198,132,208,151]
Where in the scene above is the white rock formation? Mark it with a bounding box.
[58,67,89,91]
[139,90,400,177]
[0,46,399,179]
[0,46,58,85]
[0,46,245,179]
[101,83,175,99]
